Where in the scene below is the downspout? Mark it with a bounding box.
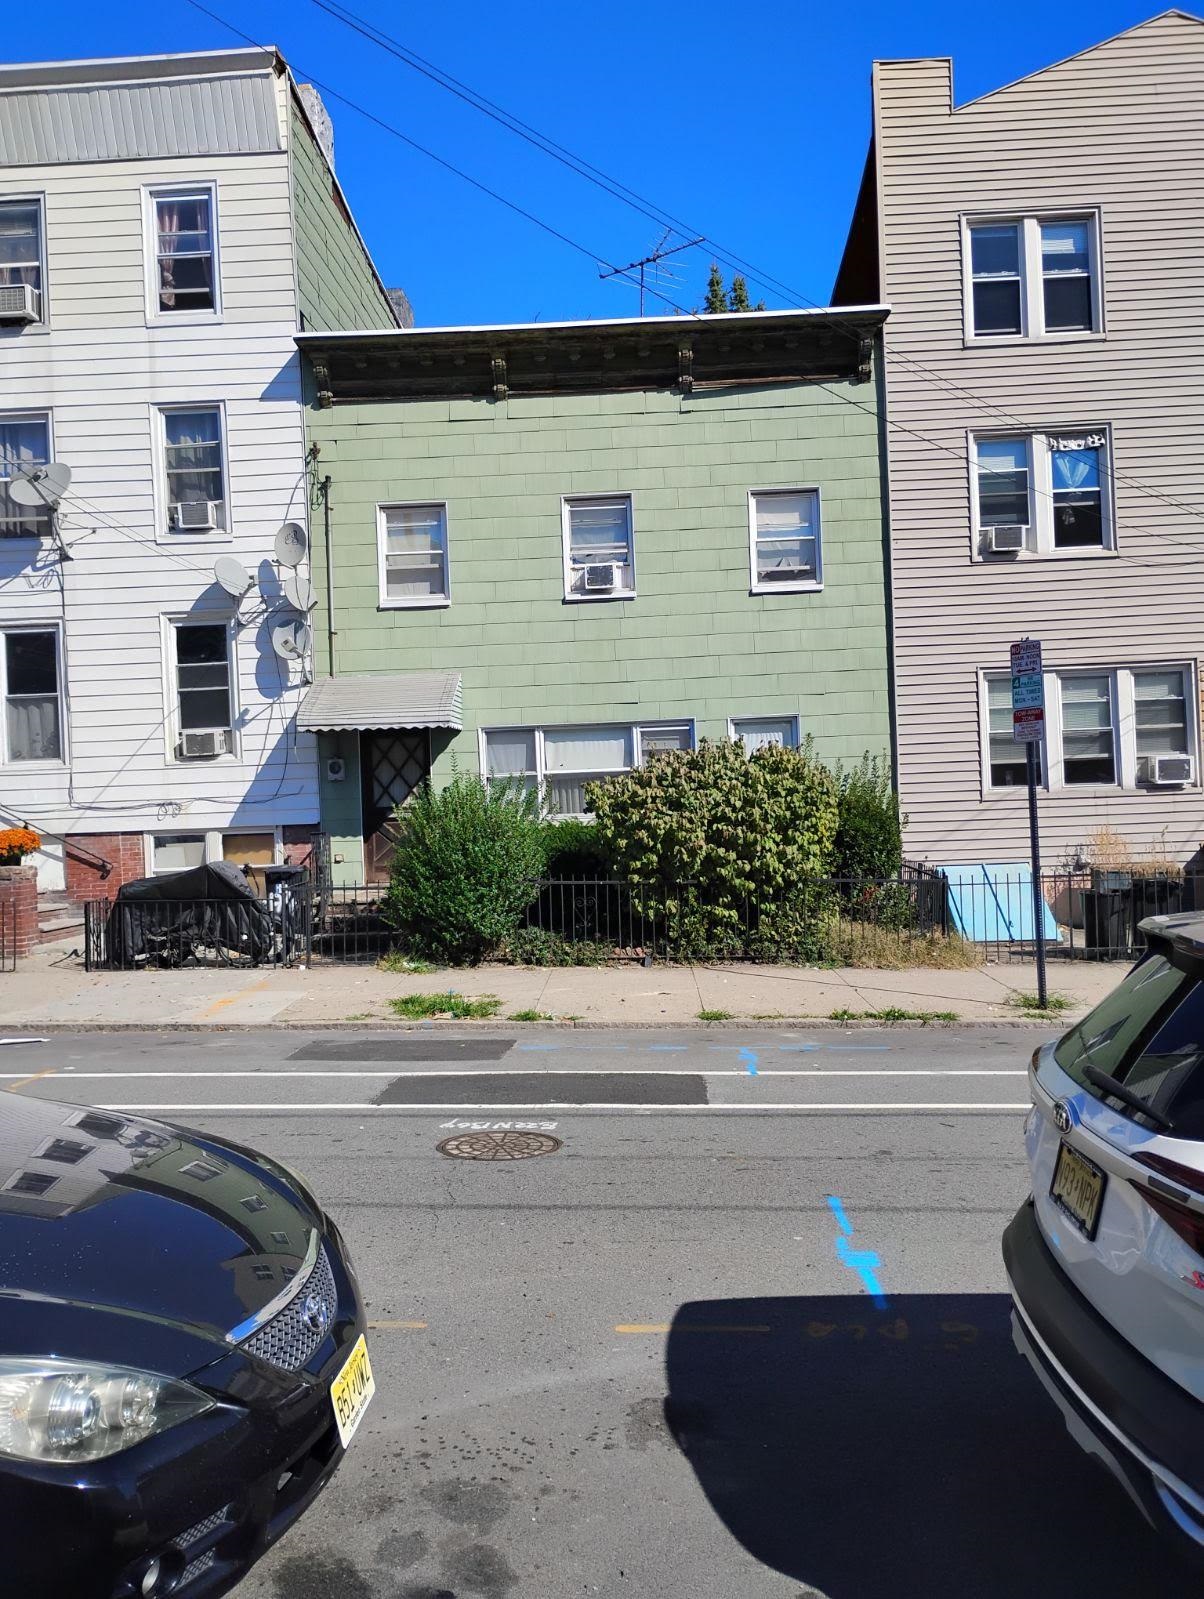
[321,474,336,677]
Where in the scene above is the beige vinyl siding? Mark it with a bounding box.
[875,12,1204,864]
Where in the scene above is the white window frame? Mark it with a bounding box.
[969,426,1115,559]
[0,621,66,767]
[154,401,230,539]
[727,714,802,752]
[143,182,221,324]
[979,664,1199,796]
[979,671,1048,795]
[163,614,239,764]
[561,493,636,602]
[962,210,1104,344]
[0,408,53,540]
[479,720,695,817]
[375,501,451,610]
[0,193,48,329]
[747,487,824,595]
[144,826,283,876]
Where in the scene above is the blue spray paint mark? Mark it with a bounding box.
[739,1046,758,1076]
[826,1194,888,1309]
[516,1043,559,1052]
[823,1044,891,1053]
[648,1044,688,1053]
[778,1043,820,1053]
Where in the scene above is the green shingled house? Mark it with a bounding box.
[296,308,892,884]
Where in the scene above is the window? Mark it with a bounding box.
[749,489,822,592]
[562,496,634,599]
[172,622,233,754]
[0,198,44,316]
[1059,673,1116,785]
[161,407,226,532]
[152,834,206,874]
[482,722,694,816]
[35,1138,91,1165]
[0,413,50,536]
[377,503,449,607]
[965,213,1100,340]
[730,716,800,754]
[3,1170,57,1197]
[985,677,1042,788]
[151,188,217,314]
[974,430,1111,556]
[3,630,61,762]
[1134,669,1190,785]
[180,1159,223,1182]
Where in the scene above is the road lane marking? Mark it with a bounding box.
[4,1067,56,1093]
[81,1101,1031,1113]
[366,1319,427,1330]
[1,1068,1028,1078]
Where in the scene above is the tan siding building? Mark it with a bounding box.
[835,10,1204,869]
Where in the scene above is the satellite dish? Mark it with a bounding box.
[9,461,72,509]
[282,571,316,612]
[274,522,308,568]
[213,555,253,599]
[271,615,311,660]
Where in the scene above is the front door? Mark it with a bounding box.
[361,730,430,885]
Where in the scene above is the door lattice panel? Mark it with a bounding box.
[369,732,429,810]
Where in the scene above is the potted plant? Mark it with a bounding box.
[0,827,40,866]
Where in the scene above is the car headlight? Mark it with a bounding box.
[0,1358,214,1463]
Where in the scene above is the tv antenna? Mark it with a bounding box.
[598,231,704,316]
[9,462,74,559]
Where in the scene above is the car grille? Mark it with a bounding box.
[239,1246,338,1372]
[176,1504,233,1591]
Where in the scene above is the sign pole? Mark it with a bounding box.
[1010,638,1048,1009]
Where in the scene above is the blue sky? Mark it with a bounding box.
[16,1,1180,325]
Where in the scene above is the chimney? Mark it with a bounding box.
[297,83,336,170]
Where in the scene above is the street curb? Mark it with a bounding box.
[0,1016,1070,1034]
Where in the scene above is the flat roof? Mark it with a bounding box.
[0,46,277,91]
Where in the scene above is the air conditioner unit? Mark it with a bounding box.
[179,728,230,759]
[583,562,619,591]
[987,524,1027,553]
[0,283,40,324]
[173,500,218,532]
[1151,754,1195,786]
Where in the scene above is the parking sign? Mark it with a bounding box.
[1010,639,1044,743]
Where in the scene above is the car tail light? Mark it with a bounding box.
[1133,1152,1204,1255]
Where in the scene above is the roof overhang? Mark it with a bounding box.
[0,47,278,91]
[297,305,889,402]
[298,671,463,733]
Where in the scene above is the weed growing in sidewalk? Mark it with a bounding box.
[1009,992,1073,1016]
[389,992,502,1020]
[697,1008,733,1022]
[378,952,439,975]
[509,1008,554,1022]
[829,1006,959,1024]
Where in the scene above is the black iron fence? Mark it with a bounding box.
[84,890,311,971]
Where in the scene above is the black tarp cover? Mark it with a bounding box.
[107,860,275,966]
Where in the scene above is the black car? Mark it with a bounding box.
[0,1091,373,1598]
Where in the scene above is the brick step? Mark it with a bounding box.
[36,891,86,945]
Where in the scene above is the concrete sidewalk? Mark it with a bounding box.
[3,942,1121,1028]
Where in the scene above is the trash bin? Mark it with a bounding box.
[264,865,307,961]
[1082,889,1128,957]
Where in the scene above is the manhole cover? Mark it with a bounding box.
[437,1131,562,1161]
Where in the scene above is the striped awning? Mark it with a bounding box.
[297,671,462,732]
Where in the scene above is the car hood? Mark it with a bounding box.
[0,1093,321,1349]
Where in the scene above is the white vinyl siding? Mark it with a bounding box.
[562,495,634,600]
[376,503,449,607]
[482,721,695,816]
[964,212,1102,341]
[748,488,822,592]
[973,429,1112,557]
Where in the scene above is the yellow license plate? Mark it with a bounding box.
[1050,1141,1106,1240]
[330,1334,375,1448]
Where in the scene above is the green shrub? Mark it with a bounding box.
[587,738,839,957]
[497,927,614,966]
[833,754,903,881]
[382,776,545,964]
[542,817,612,878]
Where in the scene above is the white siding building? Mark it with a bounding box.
[835,11,1204,871]
[0,47,395,899]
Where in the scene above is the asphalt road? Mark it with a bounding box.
[4,1025,1195,1598]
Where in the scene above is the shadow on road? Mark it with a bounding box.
[664,1293,1197,1598]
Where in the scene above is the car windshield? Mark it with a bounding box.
[1054,948,1204,1135]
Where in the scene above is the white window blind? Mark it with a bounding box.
[380,505,449,603]
[751,490,821,589]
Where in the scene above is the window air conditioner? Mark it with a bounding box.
[0,283,40,324]
[1151,754,1194,786]
[173,500,218,532]
[583,562,619,591]
[180,729,230,759]
[987,524,1026,553]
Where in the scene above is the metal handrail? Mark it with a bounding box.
[0,805,112,878]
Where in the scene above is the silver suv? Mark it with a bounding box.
[1005,913,1204,1551]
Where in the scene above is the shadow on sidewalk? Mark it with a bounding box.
[664,1293,1195,1598]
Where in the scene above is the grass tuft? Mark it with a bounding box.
[829,1006,959,1024]
[377,952,439,975]
[509,1008,554,1022]
[697,1008,733,1022]
[1009,991,1073,1016]
[825,926,983,970]
[388,991,501,1020]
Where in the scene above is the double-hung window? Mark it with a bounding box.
[1059,673,1116,785]
[2,629,62,762]
[1133,669,1191,786]
[0,198,44,320]
[173,622,233,758]
[0,412,50,537]
[162,406,226,532]
[985,678,1040,788]
[150,187,217,315]
[730,716,800,754]
[562,495,634,599]
[483,721,694,816]
[749,489,822,592]
[966,213,1100,340]
[974,429,1111,556]
[377,503,450,606]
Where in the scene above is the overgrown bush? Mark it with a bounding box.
[833,754,902,881]
[381,777,546,964]
[498,927,614,967]
[542,817,612,878]
[587,739,840,958]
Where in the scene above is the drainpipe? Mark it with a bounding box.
[321,474,336,677]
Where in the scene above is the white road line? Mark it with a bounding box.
[0,1068,1028,1079]
[89,1101,1031,1113]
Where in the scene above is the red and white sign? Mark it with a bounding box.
[1010,639,1045,744]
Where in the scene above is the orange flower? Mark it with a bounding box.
[0,827,40,859]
